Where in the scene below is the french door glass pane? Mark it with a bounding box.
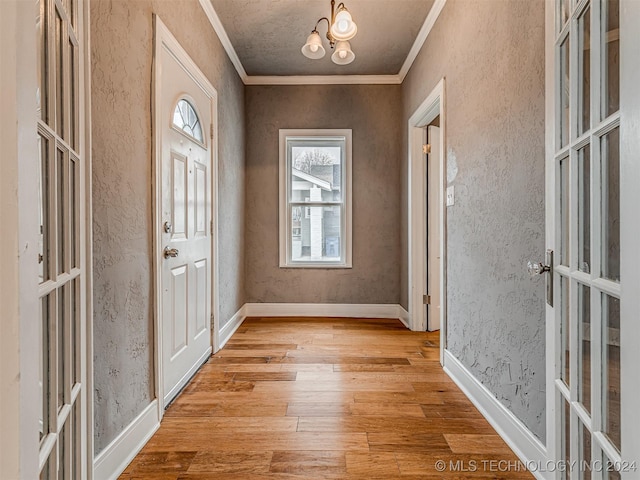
[601,127,620,282]
[39,134,50,283]
[578,146,590,273]
[40,295,51,441]
[69,39,77,151]
[57,148,66,275]
[578,7,591,136]
[71,279,78,384]
[603,453,621,480]
[560,277,570,386]
[291,206,342,262]
[603,0,620,118]
[37,0,48,122]
[578,284,591,413]
[602,294,621,451]
[70,158,77,269]
[561,398,571,479]
[579,420,591,479]
[560,157,570,266]
[57,286,66,410]
[39,455,51,480]
[560,37,570,148]
[559,0,570,29]
[55,10,64,137]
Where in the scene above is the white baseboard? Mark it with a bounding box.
[244,303,407,321]
[443,350,549,480]
[218,304,247,349]
[397,305,410,328]
[93,400,160,480]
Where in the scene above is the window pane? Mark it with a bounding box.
[578,7,591,136]
[290,145,342,202]
[602,0,620,118]
[578,284,591,414]
[578,146,590,273]
[601,127,620,282]
[560,36,570,148]
[560,157,570,266]
[560,276,570,386]
[71,279,78,384]
[40,453,52,480]
[291,206,341,262]
[602,294,621,451]
[172,99,203,143]
[39,134,50,283]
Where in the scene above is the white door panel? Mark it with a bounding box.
[160,43,213,407]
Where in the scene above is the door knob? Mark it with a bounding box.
[527,261,551,276]
[163,246,179,259]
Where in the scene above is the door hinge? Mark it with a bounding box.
[210,313,214,328]
[422,144,431,154]
[210,220,214,235]
[210,123,214,140]
[423,294,431,305]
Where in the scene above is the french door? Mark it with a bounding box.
[37,0,88,477]
[546,0,632,478]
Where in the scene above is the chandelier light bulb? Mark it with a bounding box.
[310,44,319,53]
[337,19,349,33]
[339,50,347,59]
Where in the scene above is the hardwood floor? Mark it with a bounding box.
[121,317,534,479]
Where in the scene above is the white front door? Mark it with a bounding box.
[426,125,441,331]
[159,44,213,407]
[545,0,638,478]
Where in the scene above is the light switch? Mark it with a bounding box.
[446,186,455,206]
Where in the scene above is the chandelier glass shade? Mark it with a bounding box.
[301,0,358,65]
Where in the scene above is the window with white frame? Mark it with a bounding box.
[279,129,352,268]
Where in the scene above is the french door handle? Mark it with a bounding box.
[527,250,554,307]
[163,246,179,259]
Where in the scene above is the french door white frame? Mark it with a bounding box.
[408,78,447,364]
[545,0,640,477]
[152,15,220,421]
[0,0,92,478]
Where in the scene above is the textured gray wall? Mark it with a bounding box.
[91,0,245,454]
[245,85,402,304]
[401,0,547,440]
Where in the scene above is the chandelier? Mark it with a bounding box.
[301,0,358,65]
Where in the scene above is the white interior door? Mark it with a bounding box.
[545,0,635,478]
[160,45,213,407]
[426,125,441,331]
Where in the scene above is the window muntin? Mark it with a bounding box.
[172,99,204,144]
[279,130,352,268]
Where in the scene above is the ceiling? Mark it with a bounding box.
[208,0,436,77]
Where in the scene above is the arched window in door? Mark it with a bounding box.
[172,98,204,144]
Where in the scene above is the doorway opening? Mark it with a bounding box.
[408,78,446,365]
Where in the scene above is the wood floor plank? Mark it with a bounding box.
[120,317,532,479]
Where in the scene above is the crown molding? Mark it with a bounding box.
[198,0,248,82]
[244,75,402,86]
[198,0,446,86]
[398,0,446,81]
